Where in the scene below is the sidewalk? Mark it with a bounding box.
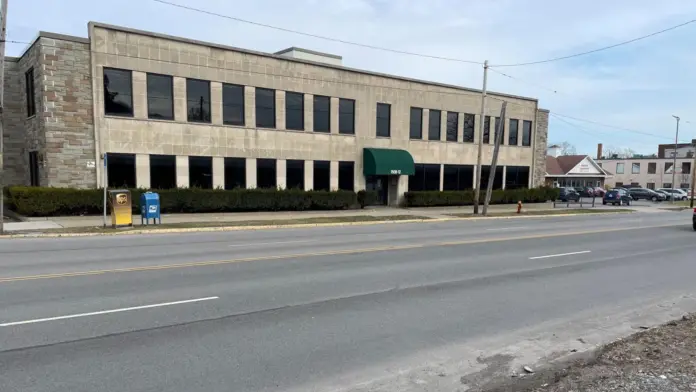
[18,202,557,230]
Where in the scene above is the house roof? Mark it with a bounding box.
[546,155,609,177]
[546,156,564,175]
[556,155,587,173]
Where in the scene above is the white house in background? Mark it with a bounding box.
[545,154,611,187]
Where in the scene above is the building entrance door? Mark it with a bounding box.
[365,175,389,205]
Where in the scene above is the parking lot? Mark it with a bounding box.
[553,197,678,210]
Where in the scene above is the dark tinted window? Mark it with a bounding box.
[408,163,440,191]
[256,158,277,188]
[223,84,245,126]
[463,114,475,143]
[494,117,503,143]
[285,92,304,130]
[286,160,305,189]
[505,166,529,189]
[428,110,441,140]
[313,95,330,132]
[446,112,458,142]
[338,161,354,191]
[189,156,213,189]
[376,103,391,137]
[29,151,39,186]
[313,160,331,191]
[25,68,36,117]
[410,107,423,139]
[480,165,503,189]
[483,116,491,143]
[443,165,473,190]
[338,99,355,134]
[256,88,276,128]
[522,120,532,146]
[224,158,246,189]
[103,68,133,116]
[186,79,211,123]
[150,155,177,189]
[106,153,135,188]
[508,119,519,146]
[147,74,174,120]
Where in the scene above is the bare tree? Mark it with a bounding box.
[603,146,636,159]
[551,141,577,155]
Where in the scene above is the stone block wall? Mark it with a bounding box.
[533,109,549,187]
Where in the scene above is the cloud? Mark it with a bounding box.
[8,0,696,154]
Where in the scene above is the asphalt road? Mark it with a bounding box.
[1,211,694,392]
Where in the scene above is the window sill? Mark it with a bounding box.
[25,114,37,120]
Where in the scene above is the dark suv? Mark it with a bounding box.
[628,188,665,201]
[558,187,580,202]
[603,189,632,206]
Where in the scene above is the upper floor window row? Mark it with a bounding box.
[101,68,355,134]
[408,108,476,144]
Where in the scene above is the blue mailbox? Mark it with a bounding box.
[140,192,161,225]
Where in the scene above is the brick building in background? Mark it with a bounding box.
[5,22,549,205]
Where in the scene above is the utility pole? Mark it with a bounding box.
[482,102,507,215]
[473,60,488,214]
[0,0,8,236]
[671,115,680,204]
[691,138,696,209]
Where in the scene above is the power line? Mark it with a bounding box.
[553,112,690,142]
[491,19,696,67]
[550,113,605,139]
[488,67,561,95]
[149,0,484,65]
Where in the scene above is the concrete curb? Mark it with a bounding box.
[2,210,634,238]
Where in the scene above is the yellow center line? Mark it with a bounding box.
[0,223,681,283]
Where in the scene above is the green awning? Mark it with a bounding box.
[363,148,415,176]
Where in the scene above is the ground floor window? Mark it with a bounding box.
[505,166,530,189]
[646,182,655,190]
[615,182,624,187]
[286,160,305,189]
[257,159,277,188]
[313,160,330,191]
[663,183,672,188]
[29,151,40,186]
[680,183,690,189]
[556,178,602,187]
[189,156,213,189]
[443,165,473,191]
[409,163,440,191]
[224,158,246,189]
[150,155,176,189]
[338,161,354,191]
[480,165,503,190]
[107,153,136,188]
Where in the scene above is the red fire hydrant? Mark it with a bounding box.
[517,201,522,214]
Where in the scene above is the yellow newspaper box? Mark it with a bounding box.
[109,189,133,228]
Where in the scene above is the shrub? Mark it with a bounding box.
[403,187,560,207]
[357,190,379,209]
[6,186,359,217]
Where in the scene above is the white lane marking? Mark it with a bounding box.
[0,296,219,327]
[528,250,591,260]
[486,226,529,232]
[228,239,315,248]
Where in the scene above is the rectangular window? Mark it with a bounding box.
[286,159,305,189]
[409,107,423,139]
[682,162,691,174]
[631,163,640,174]
[463,114,475,143]
[256,158,277,188]
[443,165,474,191]
[338,99,355,134]
[313,160,331,191]
[522,120,532,146]
[615,182,624,187]
[428,110,441,140]
[616,163,625,174]
[648,162,656,174]
[285,92,304,130]
[681,183,690,189]
[106,153,136,188]
[663,183,672,188]
[505,166,530,189]
[483,116,491,143]
[313,95,330,132]
[103,68,133,117]
[408,163,440,191]
[150,155,177,189]
[222,84,245,126]
[446,112,458,142]
[224,158,246,189]
[338,161,354,191]
[494,117,503,144]
[665,162,673,173]
[186,79,211,123]
[25,68,36,117]
[147,74,174,120]
[189,156,213,189]
[255,88,276,128]
[376,103,391,137]
[29,151,40,186]
[646,182,655,190]
[481,165,504,190]
[508,119,519,146]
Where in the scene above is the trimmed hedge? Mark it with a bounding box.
[7,187,359,217]
[403,187,560,207]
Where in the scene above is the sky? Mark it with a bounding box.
[7,0,696,156]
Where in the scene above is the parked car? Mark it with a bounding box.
[628,188,665,201]
[603,189,632,206]
[657,188,688,201]
[693,208,696,231]
[559,187,581,202]
[593,187,606,197]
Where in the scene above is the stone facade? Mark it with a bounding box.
[4,22,549,198]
